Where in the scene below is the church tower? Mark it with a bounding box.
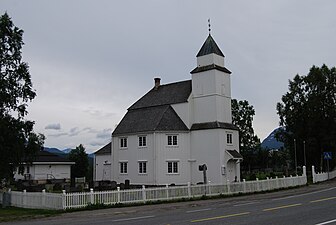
[190,34,232,124]
[190,30,241,185]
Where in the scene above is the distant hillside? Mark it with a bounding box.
[261,127,285,150]
[44,147,94,158]
[43,147,67,157]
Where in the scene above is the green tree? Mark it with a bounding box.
[276,65,336,171]
[0,13,44,179]
[68,144,89,180]
[232,99,260,172]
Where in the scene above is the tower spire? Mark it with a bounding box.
[208,18,211,35]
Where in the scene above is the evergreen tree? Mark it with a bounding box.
[68,144,89,180]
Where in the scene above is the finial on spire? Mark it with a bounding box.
[208,18,211,35]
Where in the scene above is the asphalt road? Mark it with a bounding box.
[3,180,336,225]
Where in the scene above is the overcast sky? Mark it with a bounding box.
[2,1,336,153]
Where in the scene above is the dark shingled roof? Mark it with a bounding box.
[113,105,189,135]
[227,150,243,159]
[33,151,74,163]
[129,80,192,110]
[191,122,238,131]
[190,64,231,74]
[196,34,224,57]
[94,142,111,155]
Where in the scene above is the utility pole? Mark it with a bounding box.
[294,139,297,174]
[303,140,306,166]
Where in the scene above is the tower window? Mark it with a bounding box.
[227,133,233,144]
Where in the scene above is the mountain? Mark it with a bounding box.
[43,147,65,155]
[261,127,285,150]
[43,147,94,158]
[62,148,72,154]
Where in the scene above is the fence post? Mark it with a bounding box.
[187,182,191,198]
[62,190,66,210]
[117,187,121,203]
[312,165,316,183]
[23,190,27,208]
[266,177,270,191]
[208,181,211,195]
[142,185,146,203]
[243,179,246,193]
[90,188,94,204]
[166,184,169,200]
[42,189,46,208]
[227,180,230,194]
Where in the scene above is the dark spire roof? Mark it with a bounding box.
[196,34,224,57]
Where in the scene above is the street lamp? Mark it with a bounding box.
[303,140,306,166]
[294,139,297,174]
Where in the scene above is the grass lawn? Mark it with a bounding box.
[0,206,62,222]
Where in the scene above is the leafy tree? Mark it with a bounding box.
[232,99,260,172]
[68,144,89,180]
[0,13,44,179]
[277,65,336,171]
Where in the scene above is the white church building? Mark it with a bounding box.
[94,32,242,185]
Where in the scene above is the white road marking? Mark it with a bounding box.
[186,208,212,213]
[315,218,336,225]
[112,215,155,222]
[272,187,336,201]
[234,201,259,207]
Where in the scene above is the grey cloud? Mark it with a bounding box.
[83,108,116,119]
[69,127,81,137]
[48,132,68,137]
[89,140,108,147]
[45,123,61,130]
[82,127,98,133]
[96,129,112,139]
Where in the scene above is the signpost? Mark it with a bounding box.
[323,152,332,179]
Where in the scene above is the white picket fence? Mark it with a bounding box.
[4,169,307,210]
[312,165,336,183]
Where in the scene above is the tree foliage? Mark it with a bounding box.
[277,64,336,171]
[232,99,260,172]
[0,13,44,179]
[68,144,89,180]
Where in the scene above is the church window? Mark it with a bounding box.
[120,162,128,174]
[138,136,147,147]
[167,161,179,174]
[167,135,178,146]
[120,137,128,148]
[138,161,147,174]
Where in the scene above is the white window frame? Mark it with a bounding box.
[167,161,179,174]
[138,161,147,174]
[119,162,128,174]
[138,136,147,147]
[167,134,178,146]
[120,137,128,149]
[227,133,233,145]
